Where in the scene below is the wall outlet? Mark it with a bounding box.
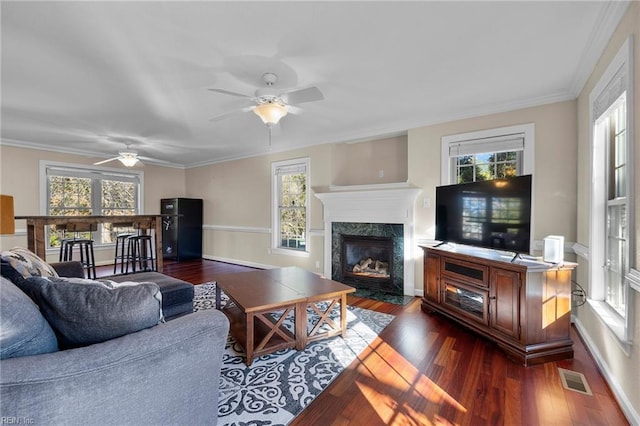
[423,197,431,208]
[315,260,321,269]
[378,170,384,178]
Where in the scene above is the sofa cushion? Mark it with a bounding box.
[20,276,164,349]
[0,276,58,359]
[108,271,194,319]
[1,247,58,280]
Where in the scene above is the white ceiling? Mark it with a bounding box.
[0,1,628,168]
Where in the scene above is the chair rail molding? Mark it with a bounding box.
[572,242,589,260]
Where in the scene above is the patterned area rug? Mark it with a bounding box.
[194,282,395,426]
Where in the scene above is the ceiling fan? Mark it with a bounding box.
[94,151,141,167]
[208,72,324,125]
[93,143,153,167]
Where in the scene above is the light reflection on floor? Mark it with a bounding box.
[350,337,467,425]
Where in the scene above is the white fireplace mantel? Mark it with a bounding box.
[314,182,422,296]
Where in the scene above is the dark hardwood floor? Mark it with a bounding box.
[97,259,628,425]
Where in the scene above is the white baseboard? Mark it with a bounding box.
[202,254,276,271]
[572,316,639,424]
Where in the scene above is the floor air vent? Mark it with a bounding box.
[558,368,592,395]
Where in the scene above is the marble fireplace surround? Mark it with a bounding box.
[315,183,422,296]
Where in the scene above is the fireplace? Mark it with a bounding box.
[342,235,393,289]
[315,183,422,296]
[331,222,404,295]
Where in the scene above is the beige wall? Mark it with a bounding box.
[332,135,408,185]
[0,144,186,263]
[573,2,639,421]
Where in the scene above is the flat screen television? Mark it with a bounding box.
[435,175,532,254]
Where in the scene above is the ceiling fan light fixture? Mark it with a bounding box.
[118,152,139,167]
[253,102,288,125]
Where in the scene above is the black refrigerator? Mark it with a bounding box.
[161,198,203,261]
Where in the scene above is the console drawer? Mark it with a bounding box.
[441,257,489,288]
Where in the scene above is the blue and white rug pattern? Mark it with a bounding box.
[194,282,394,426]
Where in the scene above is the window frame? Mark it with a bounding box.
[40,160,144,247]
[441,123,535,185]
[271,157,310,257]
[587,35,635,346]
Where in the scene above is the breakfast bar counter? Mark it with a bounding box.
[14,215,166,272]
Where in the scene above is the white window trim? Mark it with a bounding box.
[39,160,144,249]
[588,35,635,345]
[271,157,310,257]
[441,123,535,185]
[40,160,144,215]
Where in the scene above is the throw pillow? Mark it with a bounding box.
[1,258,26,286]
[21,276,164,349]
[0,277,58,359]
[0,247,59,279]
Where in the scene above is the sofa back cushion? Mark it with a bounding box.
[20,276,164,349]
[0,276,58,359]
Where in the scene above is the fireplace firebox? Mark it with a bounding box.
[340,235,393,291]
[331,222,405,295]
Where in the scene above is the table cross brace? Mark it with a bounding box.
[307,299,340,337]
[254,307,295,351]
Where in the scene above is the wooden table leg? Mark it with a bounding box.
[295,301,308,350]
[25,222,35,254]
[33,220,47,260]
[340,294,348,338]
[246,312,255,366]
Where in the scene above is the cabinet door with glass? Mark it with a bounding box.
[441,278,489,325]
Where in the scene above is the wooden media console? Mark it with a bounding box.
[420,245,576,366]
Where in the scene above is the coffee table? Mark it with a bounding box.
[215,266,355,365]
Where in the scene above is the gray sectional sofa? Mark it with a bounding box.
[0,248,229,425]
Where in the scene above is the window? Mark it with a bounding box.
[602,94,628,315]
[588,36,634,343]
[454,151,521,183]
[441,124,534,185]
[271,158,309,255]
[42,162,142,247]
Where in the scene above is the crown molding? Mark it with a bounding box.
[569,1,632,97]
[1,138,186,169]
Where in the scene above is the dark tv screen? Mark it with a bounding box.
[435,175,532,254]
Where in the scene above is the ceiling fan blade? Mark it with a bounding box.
[287,105,304,115]
[207,88,253,99]
[280,86,324,105]
[93,157,119,165]
[209,106,255,122]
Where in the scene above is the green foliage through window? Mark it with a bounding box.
[279,173,307,250]
[46,165,140,247]
[456,151,519,183]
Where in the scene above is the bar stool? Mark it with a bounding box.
[57,223,97,279]
[113,232,135,274]
[125,221,155,273]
